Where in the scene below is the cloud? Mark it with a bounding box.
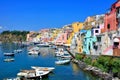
[0,26,3,29]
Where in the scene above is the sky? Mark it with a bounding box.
[0,0,116,31]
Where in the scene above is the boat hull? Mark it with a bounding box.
[4,53,15,56]
[55,60,70,65]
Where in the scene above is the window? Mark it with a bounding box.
[97,37,101,42]
[114,42,119,47]
[107,24,110,30]
[117,8,120,14]
[97,26,99,28]
[95,30,99,33]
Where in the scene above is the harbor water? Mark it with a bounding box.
[0,43,98,80]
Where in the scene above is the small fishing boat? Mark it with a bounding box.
[4,53,15,56]
[4,58,14,62]
[55,59,70,65]
[31,66,55,72]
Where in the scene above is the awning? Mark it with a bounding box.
[113,38,120,42]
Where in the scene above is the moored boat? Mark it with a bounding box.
[37,43,49,47]
[55,48,64,57]
[28,50,40,55]
[61,51,71,58]
[17,69,50,79]
[4,58,14,62]
[4,53,15,56]
[31,66,55,72]
[14,49,22,53]
[55,59,70,65]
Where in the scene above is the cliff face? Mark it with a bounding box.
[0,31,29,42]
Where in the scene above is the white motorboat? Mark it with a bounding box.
[56,52,64,57]
[61,52,71,58]
[55,48,64,57]
[37,43,49,47]
[4,53,15,56]
[4,58,14,62]
[31,66,55,72]
[17,69,50,79]
[55,59,70,65]
[28,50,40,55]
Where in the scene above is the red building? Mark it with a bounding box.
[103,0,120,32]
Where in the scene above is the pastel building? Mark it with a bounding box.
[67,22,83,45]
[83,30,97,55]
[55,31,68,45]
[26,31,36,42]
[93,14,105,36]
[100,0,120,56]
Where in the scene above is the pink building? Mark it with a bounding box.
[26,31,35,42]
[55,32,67,45]
[55,27,73,45]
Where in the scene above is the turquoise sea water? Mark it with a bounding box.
[0,43,98,80]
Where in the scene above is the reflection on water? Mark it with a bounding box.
[71,63,80,73]
[39,48,55,57]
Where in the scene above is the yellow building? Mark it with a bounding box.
[67,22,83,45]
[72,22,83,33]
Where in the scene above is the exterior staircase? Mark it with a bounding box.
[103,45,113,55]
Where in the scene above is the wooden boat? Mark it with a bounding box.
[4,53,15,56]
[31,66,55,72]
[4,58,14,62]
[17,69,50,79]
[55,59,70,65]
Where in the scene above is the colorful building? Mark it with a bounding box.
[83,30,97,55]
[104,0,120,32]
[55,30,68,45]
[26,31,36,42]
[67,22,83,45]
